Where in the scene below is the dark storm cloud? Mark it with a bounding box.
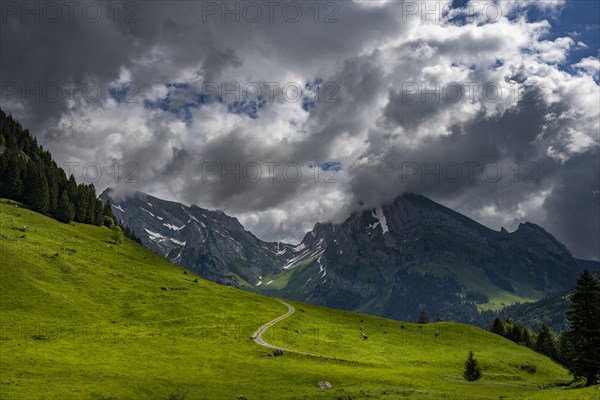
[542,151,600,260]
[349,86,599,260]
[1,0,598,257]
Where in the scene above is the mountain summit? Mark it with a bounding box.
[275,193,581,322]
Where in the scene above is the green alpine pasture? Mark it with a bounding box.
[0,199,597,399]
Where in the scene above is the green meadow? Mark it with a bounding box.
[1,199,598,399]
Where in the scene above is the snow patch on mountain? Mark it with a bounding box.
[317,256,326,277]
[294,243,306,252]
[282,248,324,270]
[368,206,389,234]
[144,229,165,241]
[163,223,185,231]
[169,238,186,246]
[141,207,155,218]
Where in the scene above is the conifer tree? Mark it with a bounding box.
[56,191,75,223]
[535,323,558,360]
[46,168,59,212]
[509,324,523,343]
[490,316,506,336]
[93,199,104,226]
[418,310,429,324]
[66,175,78,200]
[75,184,90,223]
[25,163,50,214]
[566,269,600,386]
[558,331,574,370]
[3,150,25,199]
[464,351,482,382]
[103,198,115,222]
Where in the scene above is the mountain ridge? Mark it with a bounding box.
[101,188,584,325]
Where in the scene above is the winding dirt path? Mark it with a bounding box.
[252,299,324,357]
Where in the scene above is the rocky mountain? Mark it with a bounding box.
[101,189,586,324]
[100,189,296,286]
[261,193,584,323]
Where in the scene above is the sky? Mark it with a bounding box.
[1,0,599,259]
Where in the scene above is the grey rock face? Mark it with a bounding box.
[100,189,293,286]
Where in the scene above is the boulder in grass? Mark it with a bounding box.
[316,381,332,389]
[273,349,284,357]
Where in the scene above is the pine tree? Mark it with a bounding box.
[508,324,523,343]
[46,168,59,212]
[85,185,97,223]
[75,184,89,223]
[536,323,558,360]
[93,199,104,226]
[56,191,75,223]
[418,310,429,324]
[33,169,50,214]
[490,316,506,336]
[66,175,78,200]
[2,150,25,199]
[103,198,115,222]
[463,351,482,382]
[566,269,600,386]
[25,163,50,214]
[558,331,574,370]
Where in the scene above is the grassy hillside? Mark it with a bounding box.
[0,199,597,400]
